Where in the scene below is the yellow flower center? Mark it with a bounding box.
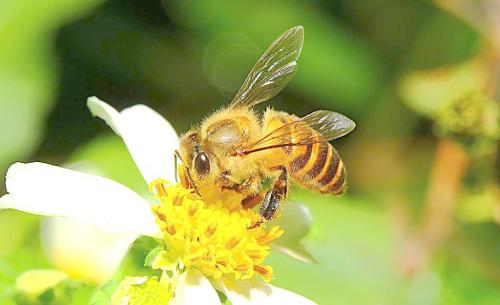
[150,180,283,282]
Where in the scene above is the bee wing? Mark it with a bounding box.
[229,26,304,109]
[234,110,356,155]
[300,110,356,141]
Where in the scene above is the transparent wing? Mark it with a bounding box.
[229,26,304,109]
[233,110,356,155]
[300,110,356,141]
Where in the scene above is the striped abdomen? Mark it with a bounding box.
[289,141,346,195]
[262,110,346,195]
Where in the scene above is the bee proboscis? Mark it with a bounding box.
[176,25,356,223]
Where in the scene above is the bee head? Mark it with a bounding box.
[178,130,218,194]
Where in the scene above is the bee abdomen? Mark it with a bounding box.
[291,143,346,195]
[316,147,346,194]
[290,144,313,172]
[303,142,329,180]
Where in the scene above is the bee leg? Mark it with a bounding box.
[259,166,288,221]
[174,150,180,183]
[242,193,263,209]
[248,219,264,230]
[221,171,255,193]
[258,190,280,221]
[185,167,201,196]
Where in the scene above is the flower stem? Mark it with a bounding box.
[398,138,469,276]
[420,138,469,249]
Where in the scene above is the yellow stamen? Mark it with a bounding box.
[149,180,283,282]
[254,265,273,282]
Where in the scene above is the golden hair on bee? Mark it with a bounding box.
[175,25,355,224]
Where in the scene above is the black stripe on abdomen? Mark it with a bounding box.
[290,144,313,173]
[304,142,329,179]
[330,166,346,194]
[317,149,340,186]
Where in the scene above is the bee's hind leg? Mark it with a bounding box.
[259,166,288,221]
[248,167,288,229]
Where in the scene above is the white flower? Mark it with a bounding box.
[0,97,317,305]
[40,216,137,284]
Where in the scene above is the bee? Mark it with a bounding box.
[175,26,355,224]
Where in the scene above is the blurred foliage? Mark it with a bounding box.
[0,0,103,187]
[456,187,499,223]
[400,57,490,118]
[11,269,95,305]
[0,0,499,304]
[164,0,385,112]
[435,92,497,140]
[15,270,67,298]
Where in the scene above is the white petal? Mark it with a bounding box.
[40,217,137,284]
[171,269,221,305]
[86,97,122,135]
[0,162,159,236]
[87,97,179,184]
[271,201,316,263]
[215,279,318,305]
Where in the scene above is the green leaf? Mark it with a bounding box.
[0,210,39,256]
[89,281,119,305]
[15,269,67,298]
[11,270,93,305]
[144,248,163,268]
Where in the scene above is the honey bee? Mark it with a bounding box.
[176,26,355,224]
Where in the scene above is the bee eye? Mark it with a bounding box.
[194,152,210,176]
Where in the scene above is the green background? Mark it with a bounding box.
[0,0,498,304]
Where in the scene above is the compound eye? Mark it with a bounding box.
[194,152,210,176]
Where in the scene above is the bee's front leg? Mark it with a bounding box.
[220,171,255,193]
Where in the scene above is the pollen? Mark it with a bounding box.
[150,180,283,282]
